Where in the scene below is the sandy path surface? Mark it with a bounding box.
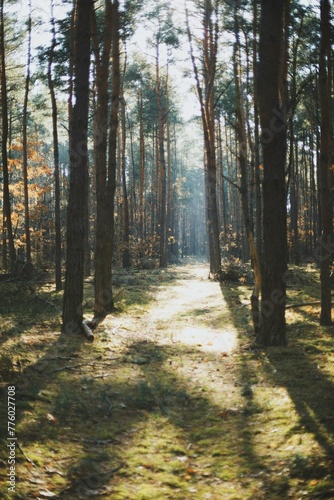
[104,262,239,359]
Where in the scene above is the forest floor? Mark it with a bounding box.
[0,259,334,499]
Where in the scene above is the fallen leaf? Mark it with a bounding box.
[309,479,318,486]
[186,467,197,475]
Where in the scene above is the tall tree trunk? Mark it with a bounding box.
[289,129,300,265]
[319,0,333,325]
[67,0,75,136]
[252,0,262,259]
[0,0,15,271]
[93,0,113,318]
[233,1,261,336]
[138,91,145,240]
[22,0,32,268]
[257,0,289,346]
[84,158,91,278]
[186,1,221,277]
[48,0,62,290]
[170,123,179,259]
[166,73,172,262]
[121,97,131,268]
[97,0,120,317]
[62,0,92,333]
[155,42,168,269]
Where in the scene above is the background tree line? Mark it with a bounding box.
[0,0,332,344]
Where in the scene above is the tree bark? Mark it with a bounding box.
[22,0,32,268]
[233,1,261,336]
[121,97,131,268]
[252,0,262,260]
[62,0,92,334]
[155,42,168,269]
[319,0,333,325]
[0,0,16,271]
[92,0,113,319]
[48,0,62,290]
[257,0,289,346]
[94,0,120,318]
[138,91,145,240]
[186,1,221,277]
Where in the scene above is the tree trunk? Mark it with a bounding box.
[0,0,16,272]
[62,0,92,334]
[318,0,333,325]
[186,1,221,277]
[257,0,289,346]
[22,0,33,268]
[92,0,113,319]
[48,0,62,290]
[166,73,172,262]
[138,91,145,240]
[252,0,262,260]
[96,0,120,317]
[233,1,261,336]
[121,97,131,268]
[155,43,168,269]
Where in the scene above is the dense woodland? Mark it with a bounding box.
[0,0,333,345]
[1,2,334,498]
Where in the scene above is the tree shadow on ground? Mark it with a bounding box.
[1,332,280,499]
[0,328,91,498]
[50,338,292,499]
[220,279,334,497]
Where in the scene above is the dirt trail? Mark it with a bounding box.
[105,262,238,356]
[96,261,243,414]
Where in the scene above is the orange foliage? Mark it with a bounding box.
[0,137,54,256]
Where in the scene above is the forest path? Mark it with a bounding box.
[104,260,239,357]
[98,260,243,414]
